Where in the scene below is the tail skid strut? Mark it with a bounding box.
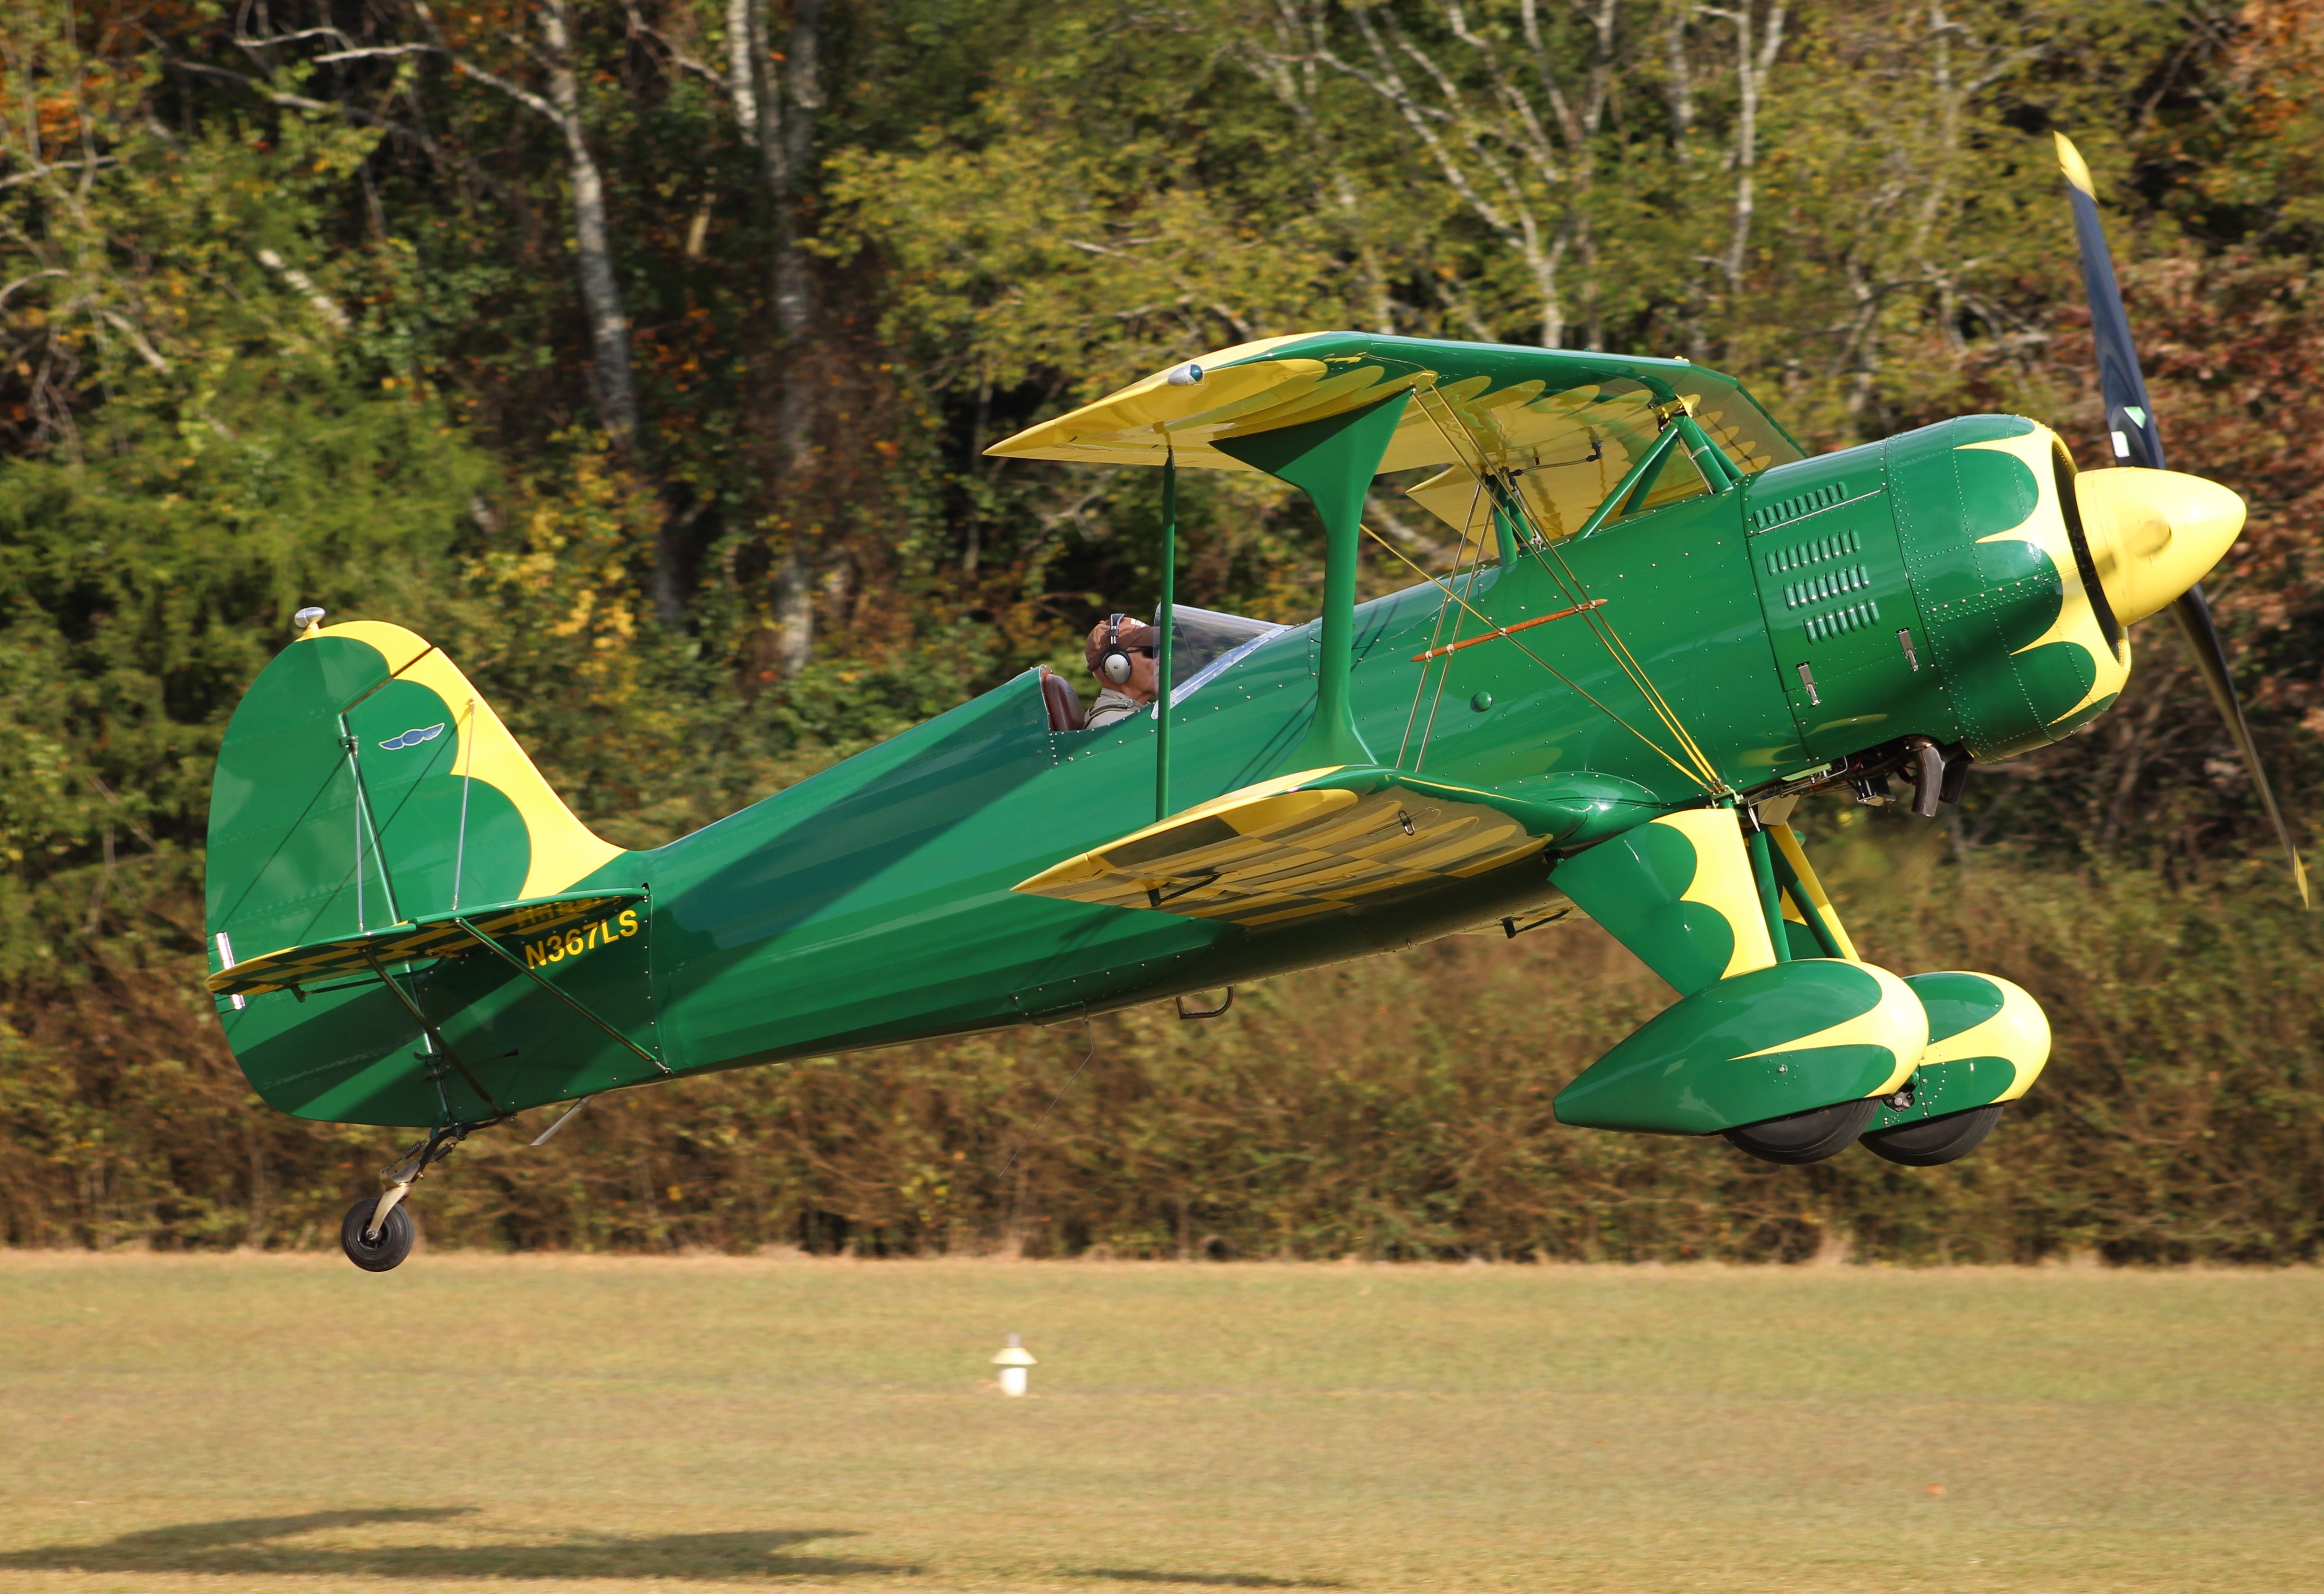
[366,1123,468,1243]
[231,897,662,1273]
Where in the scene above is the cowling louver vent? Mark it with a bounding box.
[1765,527,1862,573]
[1748,481,1848,533]
[1805,600,1881,643]
[1782,564,1873,609]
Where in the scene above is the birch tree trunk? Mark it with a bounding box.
[1313,0,1627,351]
[539,0,640,453]
[425,0,680,617]
[1702,0,1787,312]
[734,0,825,675]
[1249,0,1397,334]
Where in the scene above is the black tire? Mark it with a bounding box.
[1861,1104,2003,1167]
[340,1196,415,1272]
[1723,1096,1878,1165]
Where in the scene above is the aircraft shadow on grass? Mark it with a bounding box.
[0,1506,919,1581]
[1079,1572,1344,1589]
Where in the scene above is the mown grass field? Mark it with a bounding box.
[3,1254,2319,1592]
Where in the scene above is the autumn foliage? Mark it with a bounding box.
[3,0,2322,1258]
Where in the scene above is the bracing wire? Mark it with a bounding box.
[1393,384,1708,782]
[1483,408,1729,788]
[1403,381,1728,792]
[1526,498,1727,790]
[1408,475,1493,771]
[1413,559,1474,773]
[1384,386,1495,769]
[995,1020,1099,1183]
[1360,523,1719,795]
[1396,564,1459,769]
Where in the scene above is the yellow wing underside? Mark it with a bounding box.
[206,891,642,998]
[982,336,1781,545]
[1013,768,1546,927]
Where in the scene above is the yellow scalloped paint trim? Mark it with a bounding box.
[1732,960,1929,1096]
[1920,971,2053,1102]
[1960,426,2131,724]
[1659,808,1776,979]
[317,621,625,901]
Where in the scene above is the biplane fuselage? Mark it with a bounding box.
[205,334,2242,1158]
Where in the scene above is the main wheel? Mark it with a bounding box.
[340,1196,415,1272]
[1861,1104,2003,1167]
[1723,1097,1877,1165]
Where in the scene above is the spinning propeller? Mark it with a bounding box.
[2055,133,2309,905]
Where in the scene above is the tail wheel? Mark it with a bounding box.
[1723,1097,1877,1165]
[340,1197,415,1272]
[1861,1104,2003,1167]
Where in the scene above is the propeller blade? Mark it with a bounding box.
[2056,132,2308,905]
[2167,587,2310,906]
[2055,134,2164,471]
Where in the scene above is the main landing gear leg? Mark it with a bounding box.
[341,1124,468,1273]
[1548,808,1929,1165]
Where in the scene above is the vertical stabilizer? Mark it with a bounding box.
[205,620,626,976]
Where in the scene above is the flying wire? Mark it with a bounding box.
[1404,381,1719,782]
[1382,375,1484,770]
[1395,542,1462,769]
[995,1020,1099,1184]
[1407,475,1490,771]
[1500,414,1728,787]
[1413,546,1477,772]
[1404,381,1727,792]
[1359,522,1718,795]
[1519,457,1727,788]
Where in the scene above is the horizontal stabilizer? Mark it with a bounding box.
[208,890,643,998]
[1013,766,1551,926]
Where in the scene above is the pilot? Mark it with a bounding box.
[1084,615,1160,729]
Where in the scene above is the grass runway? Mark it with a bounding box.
[2,1254,2319,1592]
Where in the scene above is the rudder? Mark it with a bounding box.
[205,618,643,1126]
[206,618,624,972]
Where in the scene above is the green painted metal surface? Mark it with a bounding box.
[1214,391,1412,769]
[1747,440,1952,762]
[1863,971,2036,1132]
[1863,1059,2015,1133]
[1890,417,2123,759]
[1549,960,1912,1134]
[1550,818,1745,996]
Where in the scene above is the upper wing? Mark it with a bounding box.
[983,332,1801,486]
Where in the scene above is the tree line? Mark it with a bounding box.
[2,0,2321,1255]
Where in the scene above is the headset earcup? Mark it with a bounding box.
[1096,614,1132,686]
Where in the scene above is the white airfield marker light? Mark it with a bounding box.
[993,1333,1037,1396]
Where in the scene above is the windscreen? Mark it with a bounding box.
[1674,375,1805,474]
[1612,441,1711,521]
[1157,605,1287,694]
[1160,605,1283,678]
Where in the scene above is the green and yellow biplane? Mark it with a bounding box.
[205,137,2303,1270]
